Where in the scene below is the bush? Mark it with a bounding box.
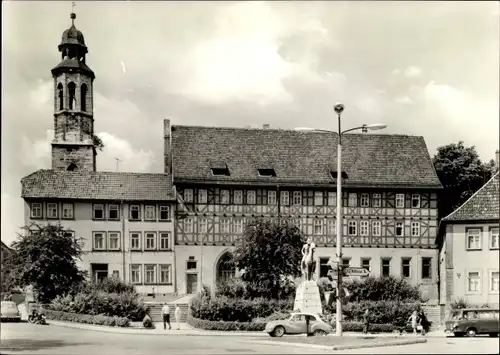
[79,278,137,295]
[253,311,291,323]
[343,277,421,302]
[215,277,296,300]
[42,309,130,327]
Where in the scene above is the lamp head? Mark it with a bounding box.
[365,123,387,131]
[333,103,344,115]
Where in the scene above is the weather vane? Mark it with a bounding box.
[72,0,76,13]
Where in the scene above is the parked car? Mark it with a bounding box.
[445,308,499,337]
[265,312,333,337]
[1,301,21,322]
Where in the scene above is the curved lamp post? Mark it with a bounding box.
[296,104,386,337]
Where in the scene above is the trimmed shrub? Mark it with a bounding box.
[343,276,421,302]
[42,309,130,327]
[253,311,291,323]
[215,277,296,300]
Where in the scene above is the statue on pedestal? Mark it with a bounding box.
[301,237,316,282]
[294,237,322,315]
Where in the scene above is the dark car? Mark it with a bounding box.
[445,308,499,337]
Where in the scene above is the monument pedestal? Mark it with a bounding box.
[293,280,323,315]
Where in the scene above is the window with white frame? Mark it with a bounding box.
[108,232,120,250]
[160,232,171,250]
[144,205,156,221]
[233,219,243,234]
[467,229,482,250]
[490,228,499,249]
[221,218,230,234]
[372,193,381,208]
[341,258,351,268]
[293,191,302,206]
[467,271,480,292]
[314,191,323,206]
[268,191,277,205]
[280,191,289,206]
[129,205,140,221]
[395,194,405,208]
[62,203,74,219]
[145,264,156,284]
[198,218,207,233]
[93,232,105,250]
[220,190,230,204]
[372,221,381,236]
[411,194,421,208]
[348,221,357,236]
[130,232,141,250]
[348,193,357,207]
[159,264,172,284]
[247,190,256,204]
[184,189,194,203]
[131,265,141,284]
[145,232,156,250]
[327,192,336,206]
[490,271,499,292]
[381,258,391,277]
[198,189,208,204]
[402,257,411,278]
[159,205,170,221]
[184,218,193,233]
[313,219,323,235]
[47,203,58,219]
[411,222,420,237]
[361,258,371,272]
[421,257,432,279]
[326,219,336,235]
[108,204,119,220]
[360,221,369,236]
[395,221,404,236]
[31,203,43,218]
[93,204,104,219]
[234,190,243,205]
[360,193,369,207]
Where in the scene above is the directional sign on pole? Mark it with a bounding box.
[342,267,370,277]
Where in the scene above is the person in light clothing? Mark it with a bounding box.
[175,305,182,330]
[161,303,171,330]
[408,310,418,334]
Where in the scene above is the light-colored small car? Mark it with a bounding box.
[445,308,499,337]
[1,301,21,322]
[265,312,333,337]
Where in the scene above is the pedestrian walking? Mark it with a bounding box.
[408,310,418,334]
[161,302,171,330]
[175,304,182,330]
[362,309,370,334]
[418,310,429,335]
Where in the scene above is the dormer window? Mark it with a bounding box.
[211,167,230,176]
[258,168,276,177]
[330,171,348,179]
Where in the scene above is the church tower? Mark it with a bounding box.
[51,13,96,171]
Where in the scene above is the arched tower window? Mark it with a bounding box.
[67,163,78,171]
[216,252,236,284]
[68,82,76,110]
[80,84,87,112]
[57,83,64,110]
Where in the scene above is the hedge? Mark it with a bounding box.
[43,309,130,327]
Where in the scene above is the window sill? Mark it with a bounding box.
[47,217,59,220]
[159,219,172,223]
[489,247,499,250]
[30,216,44,220]
[144,283,158,286]
[132,283,143,285]
[466,248,483,251]
[91,249,108,252]
[131,249,143,252]
[158,283,173,286]
[144,249,158,252]
[129,219,142,222]
[108,218,120,222]
[107,249,121,252]
[92,218,106,221]
[144,219,157,222]
[159,249,173,252]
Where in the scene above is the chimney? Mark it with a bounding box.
[496,150,499,171]
[164,119,172,174]
[263,124,270,129]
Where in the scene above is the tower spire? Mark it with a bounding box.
[71,1,76,25]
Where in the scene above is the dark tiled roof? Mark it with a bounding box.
[171,125,442,189]
[51,58,94,78]
[21,170,175,201]
[442,172,499,222]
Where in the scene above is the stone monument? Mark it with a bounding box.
[293,237,322,315]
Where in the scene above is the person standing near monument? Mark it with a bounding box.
[161,302,171,330]
[363,309,370,334]
[175,304,182,330]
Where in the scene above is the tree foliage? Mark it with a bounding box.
[93,134,105,152]
[7,223,87,303]
[433,141,495,218]
[232,218,305,298]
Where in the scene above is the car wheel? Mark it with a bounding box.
[466,328,477,337]
[273,326,285,338]
[313,329,327,336]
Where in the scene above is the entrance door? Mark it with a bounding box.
[91,263,109,283]
[186,274,198,294]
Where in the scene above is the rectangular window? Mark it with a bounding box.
[281,191,289,206]
[247,190,256,204]
[145,265,156,284]
[108,204,119,220]
[327,192,336,206]
[130,232,141,250]
[93,232,105,250]
[467,229,482,250]
[395,194,405,208]
[372,221,381,236]
[64,230,75,238]
[184,218,193,233]
[314,191,323,206]
[491,271,499,292]
[360,221,369,236]
[411,194,421,208]
[220,190,230,204]
[341,258,351,268]
[411,222,420,237]
[62,203,74,219]
[160,232,171,250]
[395,221,404,236]
[221,218,230,234]
[93,204,104,220]
[372,193,381,208]
[145,232,156,250]
[268,191,277,205]
[348,193,357,207]
[319,258,330,278]
[348,221,357,236]
[159,205,170,221]
[186,260,197,270]
[198,218,207,233]
[421,257,432,279]
[467,272,480,292]
[159,264,172,284]
[326,219,336,235]
[184,189,193,203]
[293,191,302,206]
[381,258,391,277]
[47,203,58,219]
[131,265,141,284]
[198,189,208,204]
[313,219,323,235]
[144,205,156,221]
[129,205,140,221]
[108,232,120,250]
[360,193,369,207]
[401,257,411,278]
[234,190,243,205]
[233,219,243,234]
[31,202,43,218]
[361,258,371,272]
[490,228,499,250]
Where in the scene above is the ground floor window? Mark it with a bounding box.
[467,271,480,292]
[217,252,236,284]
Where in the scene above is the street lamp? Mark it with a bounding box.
[295,104,386,337]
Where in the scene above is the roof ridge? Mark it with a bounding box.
[41,169,169,177]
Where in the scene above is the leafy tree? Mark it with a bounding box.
[7,223,87,303]
[93,134,105,151]
[433,142,495,218]
[232,218,305,299]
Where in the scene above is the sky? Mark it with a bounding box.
[1,1,499,245]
